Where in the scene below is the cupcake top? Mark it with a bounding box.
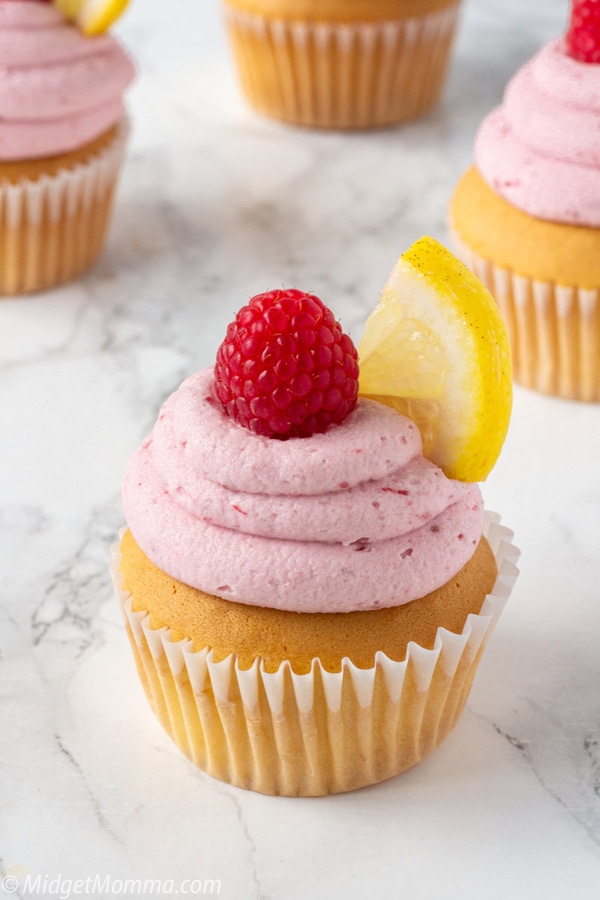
[474,3,600,227]
[0,1,135,161]
[122,283,490,615]
[223,0,455,23]
[122,367,483,613]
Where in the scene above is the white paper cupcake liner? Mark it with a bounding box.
[222,3,461,128]
[0,118,129,296]
[111,512,519,796]
[453,233,600,402]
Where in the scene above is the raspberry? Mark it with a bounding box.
[214,289,359,438]
[566,0,600,63]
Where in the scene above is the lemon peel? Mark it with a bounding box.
[54,0,130,35]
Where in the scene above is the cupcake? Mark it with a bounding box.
[450,0,600,401]
[221,0,462,129]
[113,239,519,796]
[0,0,135,296]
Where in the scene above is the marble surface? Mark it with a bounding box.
[2,0,600,897]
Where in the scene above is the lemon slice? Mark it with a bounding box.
[55,0,130,35]
[358,236,512,482]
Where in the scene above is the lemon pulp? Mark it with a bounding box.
[358,236,512,482]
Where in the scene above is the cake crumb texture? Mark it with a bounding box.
[451,166,600,287]
[119,527,497,674]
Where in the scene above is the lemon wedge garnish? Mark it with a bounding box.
[358,236,512,482]
[55,0,130,35]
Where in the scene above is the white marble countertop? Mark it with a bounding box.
[3,0,600,897]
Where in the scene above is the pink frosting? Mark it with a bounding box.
[122,369,484,613]
[0,1,135,161]
[474,39,600,226]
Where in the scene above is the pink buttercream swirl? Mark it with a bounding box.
[474,38,600,226]
[0,1,135,161]
[122,369,484,614]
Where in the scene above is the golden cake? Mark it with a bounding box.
[222,0,462,128]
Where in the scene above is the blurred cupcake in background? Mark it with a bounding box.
[450,0,600,401]
[0,0,135,296]
[221,0,462,129]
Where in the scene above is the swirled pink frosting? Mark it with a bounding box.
[122,368,484,613]
[475,38,600,226]
[0,1,135,161]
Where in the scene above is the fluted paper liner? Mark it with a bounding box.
[0,120,128,296]
[453,233,600,402]
[112,512,519,796]
[222,3,461,128]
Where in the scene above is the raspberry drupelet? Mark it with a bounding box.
[566,0,600,63]
[214,289,359,438]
